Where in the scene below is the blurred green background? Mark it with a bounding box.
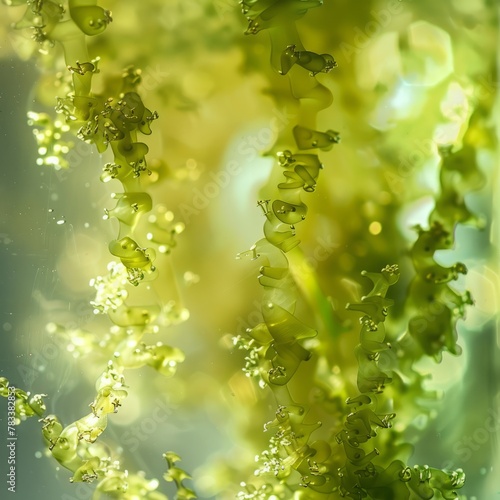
[1,1,499,498]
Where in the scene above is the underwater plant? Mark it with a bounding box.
[0,0,498,499]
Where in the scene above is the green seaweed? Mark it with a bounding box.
[1,0,498,499]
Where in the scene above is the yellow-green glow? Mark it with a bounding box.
[0,0,498,499]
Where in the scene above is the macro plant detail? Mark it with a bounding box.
[0,0,498,499]
[407,138,485,362]
[2,0,193,498]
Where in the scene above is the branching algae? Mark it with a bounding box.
[1,0,498,499]
[233,0,494,499]
[2,0,193,498]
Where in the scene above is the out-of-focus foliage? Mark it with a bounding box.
[0,0,498,499]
